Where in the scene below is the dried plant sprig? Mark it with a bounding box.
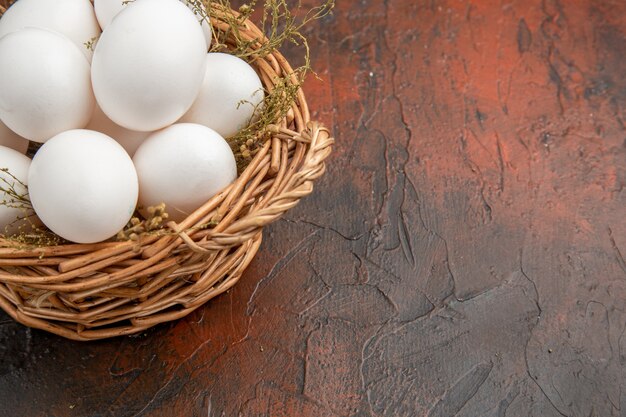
[230,70,304,170]
[0,168,62,247]
[117,203,170,241]
[84,36,99,51]
[199,0,333,165]
[1,224,63,249]
[204,0,334,63]
[0,168,31,211]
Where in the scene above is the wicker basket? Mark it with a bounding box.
[0,1,333,341]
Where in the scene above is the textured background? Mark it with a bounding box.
[1,0,626,416]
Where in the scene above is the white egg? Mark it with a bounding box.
[0,28,95,143]
[0,146,33,235]
[91,0,208,132]
[92,0,124,29]
[0,119,29,154]
[181,53,264,138]
[86,104,151,156]
[133,123,237,222]
[94,0,212,48]
[0,0,100,61]
[181,0,213,48]
[28,130,138,243]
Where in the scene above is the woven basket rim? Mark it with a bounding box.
[0,1,334,340]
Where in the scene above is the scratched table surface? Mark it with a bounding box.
[1,0,626,416]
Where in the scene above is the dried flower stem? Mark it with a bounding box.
[192,0,334,165]
[0,168,30,211]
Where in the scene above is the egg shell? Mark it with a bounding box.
[28,130,138,244]
[181,0,213,48]
[94,0,212,48]
[0,28,95,143]
[133,123,237,222]
[92,0,124,29]
[0,0,100,61]
[91,0,208,132]
[86,104,151,156]
[0,146,33,235]
[181,52,264,138]
[0,119,29,154]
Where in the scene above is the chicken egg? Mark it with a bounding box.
[181,53,264,138]
[91,0,208,132]
[86,104,151,156]
[0,28,95,143]
[133,123,237,222]
[28,130,138,243]
[0,0,100,61]
[93,0,212,48]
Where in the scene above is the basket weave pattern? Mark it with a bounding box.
[0,2,333,341]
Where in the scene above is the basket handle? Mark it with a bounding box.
[203,121,334,247]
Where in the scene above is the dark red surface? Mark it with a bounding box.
[2,0,626,415]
